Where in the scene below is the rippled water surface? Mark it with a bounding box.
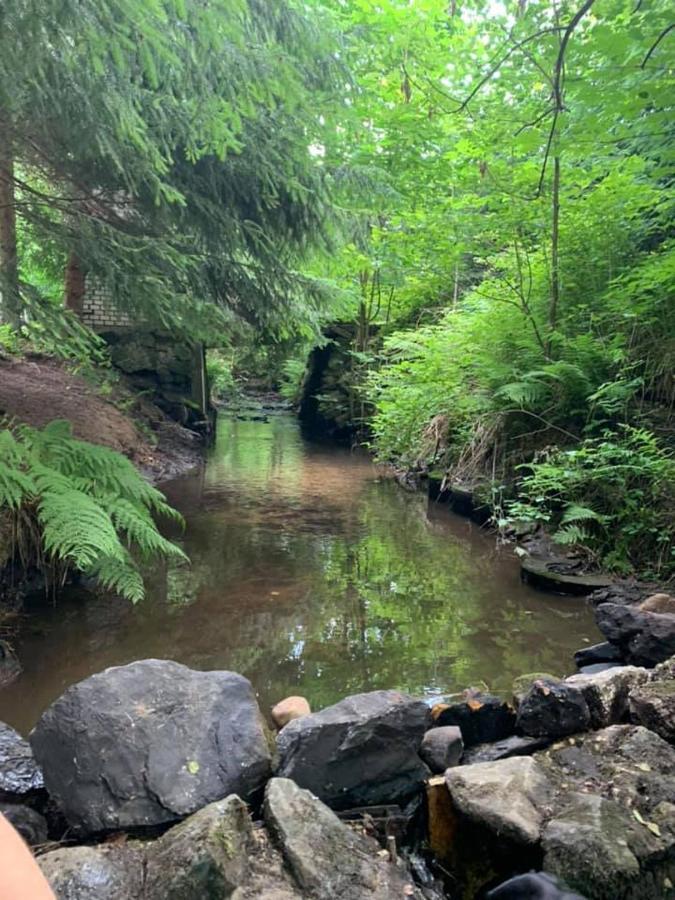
[0,414,600,733]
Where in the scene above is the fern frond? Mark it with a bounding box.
[84,555,145,604]
[107,497,188,561]
[553,524,590,545]
[1,420,188,601]
[560,504,605,524]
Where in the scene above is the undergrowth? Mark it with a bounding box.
[0,420,187,602]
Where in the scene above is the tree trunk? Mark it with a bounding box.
[547,154,561,355]
[64,252,86,313]
[0,116,20,329]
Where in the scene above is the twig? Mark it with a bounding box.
[641,24,674,68]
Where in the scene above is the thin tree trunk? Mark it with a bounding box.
[0,116,20,329]
[547,154,561,355]
[64,251,86,313]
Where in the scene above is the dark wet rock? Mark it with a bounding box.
[0,720,44,800]
[30,659,272,834]
[276,690,431,810]
[264,777,420,899]
[565,665,649,729]
[434,689,516,747]
[0,639,21,688]
[461,734,551,765]
[419,726,463,773]
[0,802,48,845]
[517,679,590,738]
[520,557,613,595]
[512,673,558,709]
[486,871,587,899]
[144,795,252,898]
[39,845,145,900]
[594,602,675,667]
[576,662,623,674]
[574,641,623,668]
[440,725,675,899]
[629,680,675,744]
[589,585,675,667]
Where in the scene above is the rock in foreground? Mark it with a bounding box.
[30,659,272,834]
[441,725,675,899]
[39,779,422,899]
[276,690,431,809]
[265,777,418,899]
[0,720,44,800]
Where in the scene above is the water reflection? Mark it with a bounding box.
[0,416,600,733]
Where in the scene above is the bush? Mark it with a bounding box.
[508,427,675,577]
[0,420,187,601]
[206,351,237,402]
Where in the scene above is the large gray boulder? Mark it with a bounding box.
[0,720,43,800]
[276,690,431,809]
[264,777,420,899]
[30,660,272,834]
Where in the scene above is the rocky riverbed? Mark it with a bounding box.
[1,584,674,899]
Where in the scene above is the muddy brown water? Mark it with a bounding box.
[0,414,601,735]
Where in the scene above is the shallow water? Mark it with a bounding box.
[0,414,600,734]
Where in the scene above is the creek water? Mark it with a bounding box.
[0,412,600,734]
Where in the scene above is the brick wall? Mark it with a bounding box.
[80,277,133,331]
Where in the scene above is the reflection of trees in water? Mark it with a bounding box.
[0,418,599,732]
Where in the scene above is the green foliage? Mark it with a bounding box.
[0,420,186,602]
[279,357,308,403]
[1,0,343,344]
[508,428,675,577]
[206,351,237,403]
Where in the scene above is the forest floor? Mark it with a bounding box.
[0,353,202,483]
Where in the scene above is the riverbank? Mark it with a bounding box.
[0,353,204,484]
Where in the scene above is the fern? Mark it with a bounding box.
[0,419,187,602]
[553,524,590,545]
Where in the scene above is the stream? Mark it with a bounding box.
[0,411,600,734]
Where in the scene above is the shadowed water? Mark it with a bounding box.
[0,414,600,734]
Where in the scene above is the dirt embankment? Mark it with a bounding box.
[0,354,203,483]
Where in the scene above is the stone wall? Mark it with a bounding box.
[77,279,212,434]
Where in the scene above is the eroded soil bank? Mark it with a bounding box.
[0,354,203,482]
